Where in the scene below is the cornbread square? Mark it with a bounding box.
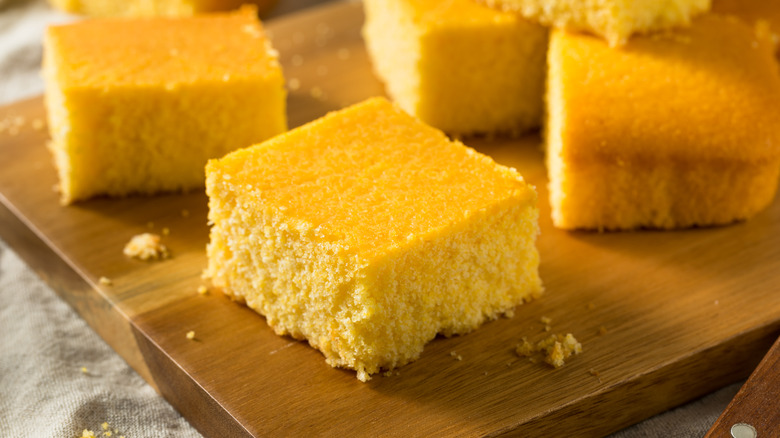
[362,0,547,136]
[48,0,276,17]
[205,97,542,381]
[546,15,780,230]
[477,0,711,46]
[43,7,286,204]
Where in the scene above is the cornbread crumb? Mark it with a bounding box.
[81,366,88,373]
[449,351,463,361]
[80,430,96,438]
[186,330,196,340]
[197,285,209,295]
[589,368,603,383]
[515,337,535,357]
[309,86,324,99]
[598,326,608,336]
[162,227,170,236]
[516,333,583,368]
[123,233,170,261]
[540,316,551,324]
[98,276,112,286]
[288,78,300,90]
[102,422,109,431]
[31,118,45,130]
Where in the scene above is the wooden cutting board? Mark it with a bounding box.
[2,2,780,436]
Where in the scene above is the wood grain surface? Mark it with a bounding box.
[2,1,780,436]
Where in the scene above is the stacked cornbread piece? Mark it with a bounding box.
[364,0,780,231]
[44,6,286,204]
[205,97,543,381]
[476,0,711,46]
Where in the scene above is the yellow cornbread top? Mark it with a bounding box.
[551,14,780,164]
[44,6,280,88]
[206,97,536,260]
[391,0,526,28]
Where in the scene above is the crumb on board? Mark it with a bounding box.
[516,333,583,368]
[98,276,112,286]
[449,351,463,361]
[186,330,196,340]
[197,285,209,295]
[309,86,324,100]
[589,368,603,383]
[123,233,170,261]
[161,227,170,236]
[598,326,608,336]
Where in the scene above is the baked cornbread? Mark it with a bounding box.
[362,0,547,136]
[43,7,286,204]
[48,0,277,17]
[205,97,543,381]
[546,15,780,230]
[712,0,780,52]
[477,0,711,46]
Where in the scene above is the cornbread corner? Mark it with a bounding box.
[362,0,547,136]
[205,97,543,381]
[546,14,780,230]
[477,0,711,46]
[43,7,286,204]
[48,0,277,17]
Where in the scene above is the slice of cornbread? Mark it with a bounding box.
[43,7,286,204]
[48,0,277,17]
[546,15,780,230]
[205,97,543,381]
[362,0,547,136]
[712,0,780,53]
[477,0,711,46]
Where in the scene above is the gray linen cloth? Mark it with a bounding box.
[0,0,743,436]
